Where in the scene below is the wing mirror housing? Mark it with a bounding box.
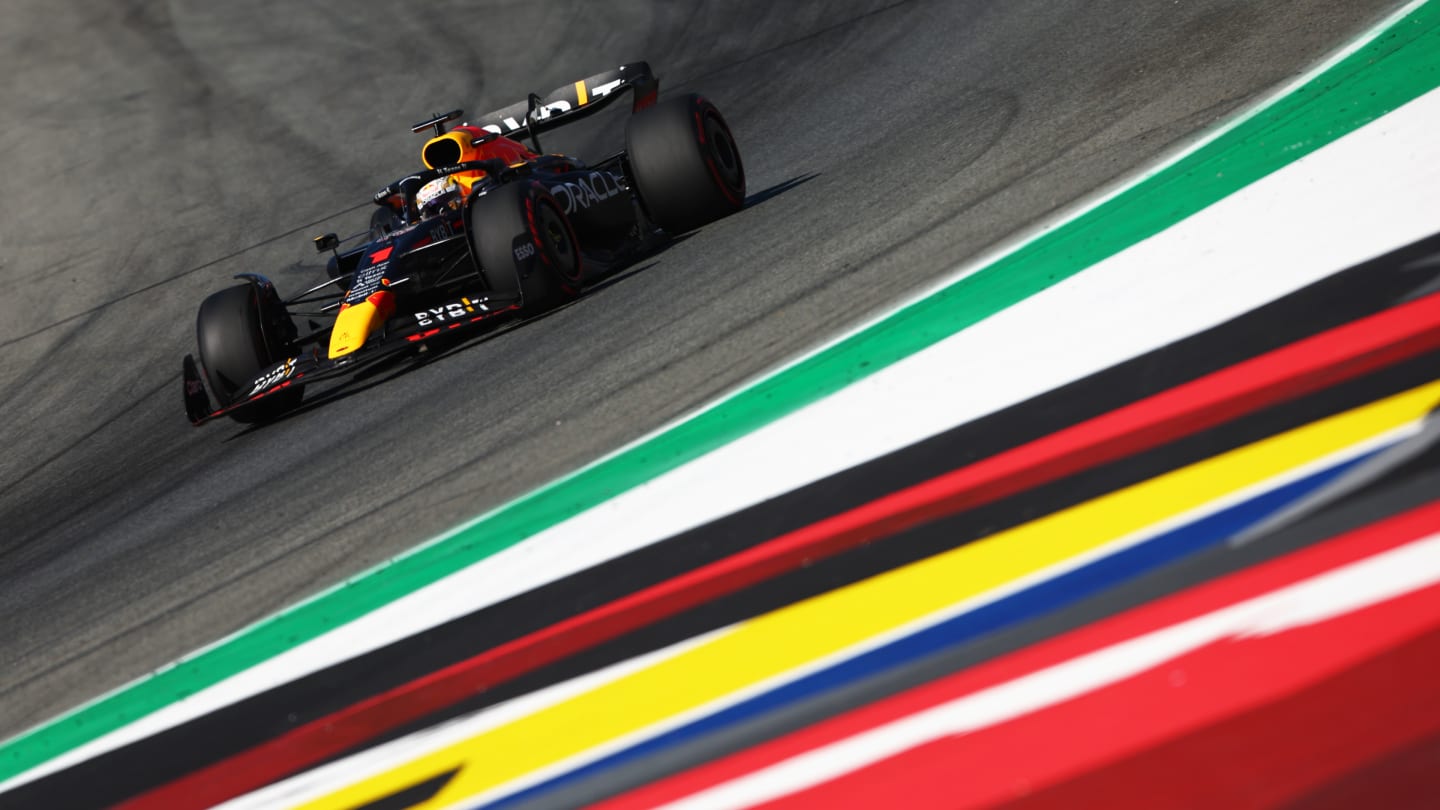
[313,233,340,253]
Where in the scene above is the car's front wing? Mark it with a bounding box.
[184,288,522,426]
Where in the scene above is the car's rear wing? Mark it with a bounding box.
[468,62,660,149]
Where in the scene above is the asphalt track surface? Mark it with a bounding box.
[0,0,1405,744]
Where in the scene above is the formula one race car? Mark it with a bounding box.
[182,62,745,425]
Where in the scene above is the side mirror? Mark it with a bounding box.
[313,233,340,253]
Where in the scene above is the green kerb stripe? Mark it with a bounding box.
[4,1,1439,784]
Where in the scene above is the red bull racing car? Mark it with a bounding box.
[183,62,745,425]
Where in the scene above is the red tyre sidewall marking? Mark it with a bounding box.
[525,189,582,294]
[698,108,744,208]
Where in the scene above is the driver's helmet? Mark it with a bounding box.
[415,176,462,218]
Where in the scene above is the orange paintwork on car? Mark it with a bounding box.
[420,126,537,195]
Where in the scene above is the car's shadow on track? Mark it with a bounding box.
[579,173,816,299]
[743,173,818,210]
[222,174,819,438]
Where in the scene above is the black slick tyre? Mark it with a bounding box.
[625,94,745,233]
[195,283,302,423]
[467,181,582,312]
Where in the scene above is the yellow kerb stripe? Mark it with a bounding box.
[296,380,1440,810]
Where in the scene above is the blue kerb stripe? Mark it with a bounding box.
[477,446,1380,809]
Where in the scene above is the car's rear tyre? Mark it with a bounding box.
[467,181,582,312]
[625,93,745,233]
[196,283,303,423]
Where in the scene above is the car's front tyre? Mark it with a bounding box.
[196,282,302,423]
[466,181,582,312]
